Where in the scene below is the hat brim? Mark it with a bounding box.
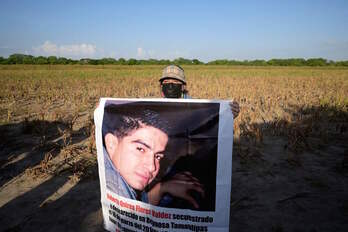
[159,76,186,84]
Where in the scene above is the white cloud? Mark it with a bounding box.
[33,41,96,58]
[136,47,146,58]
[38,41,58,54]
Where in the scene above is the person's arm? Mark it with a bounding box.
[229,101,240,118]
[147,172,204,208]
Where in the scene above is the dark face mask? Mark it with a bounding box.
[162,83,183,98]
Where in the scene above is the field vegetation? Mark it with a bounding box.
[1,64,347,177]
[0,65,347,231]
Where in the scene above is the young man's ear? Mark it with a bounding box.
[105,133,118,159]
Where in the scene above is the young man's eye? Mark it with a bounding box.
[136,147,145,152]
[155,154,164,160]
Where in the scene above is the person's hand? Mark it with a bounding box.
[229,101,240,118]
[148,172,204,208]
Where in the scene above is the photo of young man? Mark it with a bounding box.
[101,100,219,211]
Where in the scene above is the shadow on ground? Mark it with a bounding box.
[0,119,90,187]
[230,104,348,232]
[0,174,102,232]
[0,104,347,231]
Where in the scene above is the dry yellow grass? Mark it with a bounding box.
[1,65,347,127]
[0,64,347,159]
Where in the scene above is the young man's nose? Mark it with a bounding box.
[143,152,156,173]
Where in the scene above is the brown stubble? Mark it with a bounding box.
[0,65,347,178]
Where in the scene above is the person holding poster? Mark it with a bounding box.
[159,64,240,118]
[102,102,205,207]
[95,65,237,212]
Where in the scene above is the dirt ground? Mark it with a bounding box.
[0,115,347,232]
[1,65,347,231]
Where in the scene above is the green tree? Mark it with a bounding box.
[99,58,116,64]
[248,60,267,66]
[127,58,138,65]
[57,57,68,64]
[48,56,58,64]
[306,58,327,66]
[35,56,48,64]
[192,59,203,65]
[336,60,348,66]
[117,58,126,65]
[174,57,193,65]
[67,59,78,64]
[23,55,34,64]
[8,54,27,64]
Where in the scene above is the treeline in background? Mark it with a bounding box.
[1,54,348,66]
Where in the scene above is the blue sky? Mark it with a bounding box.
[0,0,347,61]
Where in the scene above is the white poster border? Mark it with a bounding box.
[94,98,233,232]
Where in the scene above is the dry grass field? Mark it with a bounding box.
[0,65,347,231]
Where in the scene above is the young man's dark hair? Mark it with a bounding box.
[102,103,170,145]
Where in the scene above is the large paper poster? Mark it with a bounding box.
[94,98,233,232]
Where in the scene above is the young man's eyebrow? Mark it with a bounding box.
[132,140,151,149]
[132,139,166,154]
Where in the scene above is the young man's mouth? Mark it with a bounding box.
[135,172,152,185]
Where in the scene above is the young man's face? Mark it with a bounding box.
[106,125,168,191]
